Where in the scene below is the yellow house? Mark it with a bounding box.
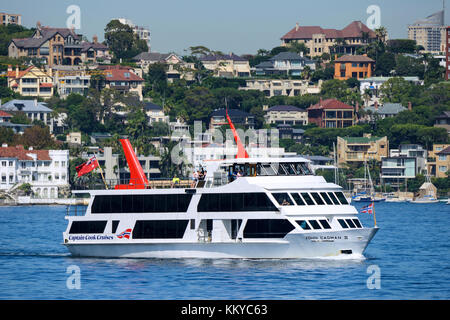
[7,65,53,99]
[427,144,450,178]
[337,134,389,166]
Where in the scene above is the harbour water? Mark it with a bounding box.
[0,202,449,300]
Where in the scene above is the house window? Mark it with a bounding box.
[439,166,447,172]
[438,155,447,161]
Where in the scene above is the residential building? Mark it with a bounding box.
[337,134,389,166]
[361,102,409,122]
[200,53,250,78]
[132,52,195,82]
[280,21,376,57]
[334,54,374,80]
[254,52,316,76]
[446,26,450,80]
[277,124,304,142]
[360,76,424,98]
[50,66,90,98]
[427,144,450,178]
[0,12,21,26]
[81,36,112,64]
[0,99,56,131]
[265,105,308,125]
[434,111,450,134]
[117,18,150,51]
[145,102,169,124]
[90,133,112,145]
[0,109,31,134]
[307,98,355,128]
[100,65,144,100]
[408,10,446,54]
[84,147,160,181]
[7,65,53,99]
[209,109,255,131]
[381,144,428,186]
[8,22,83,67]
[301,155,335,173]
[239,79,321,97]
[66,132,82,145]
[0,145,69,198]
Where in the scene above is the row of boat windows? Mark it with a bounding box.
[69,219,295,239]
[89,192,348,214]
[272,191,349,207]
[68,217,363,238]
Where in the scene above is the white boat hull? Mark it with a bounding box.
[65,228,378,259]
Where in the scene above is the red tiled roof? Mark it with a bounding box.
[39,83,53,88]
[0,111,12,117]
[335,55,375,63]
[0,146,51,161]
[7,66,34,79]
[281,20,375,40]
[308,99,354,110]
[104,67,144,82]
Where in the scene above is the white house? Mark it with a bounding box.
[0,145,69,198]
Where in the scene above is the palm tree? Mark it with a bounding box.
[374,27,387,43]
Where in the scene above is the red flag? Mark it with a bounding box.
[76,156,99,177]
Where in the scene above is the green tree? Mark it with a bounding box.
[104,19,148,60]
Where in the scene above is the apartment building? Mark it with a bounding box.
[264,105,308,125]
[239,79,321,97]
[83,147,160,181]
[408,10,446,54]
[307,98,355,128]
[0,12,21,26]
[117,18,151,51]
[334,54,374,80]
[200,53,250,78]
[281,21,376,57]
[337,134,389,166]
[381,144,427,186]
[427,144,450,178]
[360,76,424,98]
[0,145,69,198]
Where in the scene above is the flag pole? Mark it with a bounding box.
[95,154,108,190]
[372,201,377,227]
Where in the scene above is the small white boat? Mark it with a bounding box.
[410,195,439,204]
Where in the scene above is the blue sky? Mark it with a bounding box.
[3,0,449,55]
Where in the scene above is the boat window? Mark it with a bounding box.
[243,219,295,238]
[133,220,189,239]
[308,220,322,230]
[296,220,311,230]
[301,193,315,205]
[198,193,278,212]
[190,219,195,230]
[352,219,362,228]
[319,219,332,229]
[272,193,294,206]
[335,192,349,205]
[310,193,325,205]
[273,163,288,175]
[69,221,107,234]
[112,220,119,233]
[261,163,276,175]
[338,219,349,229]
[345,219,357,228]
[91,194,193,214]
[327,192,340,205]
[320,192,333,205]
[290,193,305,206]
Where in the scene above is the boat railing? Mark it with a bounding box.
[66,205,88,216]
[72,178,193,190]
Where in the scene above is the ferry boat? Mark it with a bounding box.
[63,114,379,259]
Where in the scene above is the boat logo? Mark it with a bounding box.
[117,229,132,239]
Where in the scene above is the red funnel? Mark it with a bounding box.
[114,139,149,189]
